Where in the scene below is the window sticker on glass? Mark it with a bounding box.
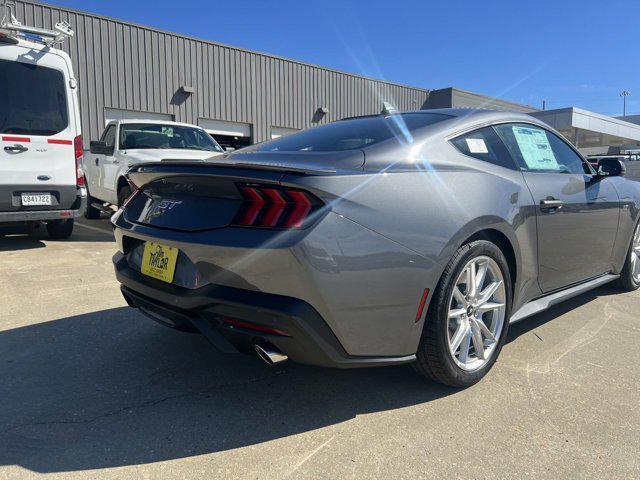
[512,126,559,171]
[466,138,488,154]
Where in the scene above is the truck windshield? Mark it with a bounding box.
[119,124,224,152]
[0,59,69,136]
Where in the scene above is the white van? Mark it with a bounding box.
[0,16,85,238]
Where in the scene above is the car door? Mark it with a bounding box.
[494,123,620,293]
[87,123,116,201]
[97,123,119,203]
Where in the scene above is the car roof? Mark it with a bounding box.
[344,108,543,130]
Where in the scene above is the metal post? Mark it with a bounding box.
[621,90,630,117]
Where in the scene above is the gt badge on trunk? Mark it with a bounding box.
[141,242,179,283]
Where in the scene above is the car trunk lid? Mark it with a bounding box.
[124,152,355,231]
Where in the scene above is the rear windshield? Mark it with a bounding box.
[250,113,451,152]
[0,59,69,136]
[119,123,224,152]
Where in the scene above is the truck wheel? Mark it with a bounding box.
[117,185,132,209]
[46,219,74,239]
[84,197,102,219]
[84,183,102,219]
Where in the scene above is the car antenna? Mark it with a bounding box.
[381,102,398,116]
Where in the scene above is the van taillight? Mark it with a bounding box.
[74,135,84,187]
[232,184,323,229]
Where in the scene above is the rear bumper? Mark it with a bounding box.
[0,187,86,223]
[114,251,416,368]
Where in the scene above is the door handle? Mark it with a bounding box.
[95,158,99,166]
[540,199,564,211]
[4,144,28,153]
[112,158,119,165]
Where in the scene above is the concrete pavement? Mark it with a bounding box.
[0,219,638,479]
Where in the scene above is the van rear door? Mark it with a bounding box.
[0,42,79,212]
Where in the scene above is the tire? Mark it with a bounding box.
[117,184,132,209]
[414,240,512,387]
[84,187,102,219]
[46,219,74,239]
[616,221,640,291]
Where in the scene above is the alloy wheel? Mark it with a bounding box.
[632,223,640,284]
[447,256,506,372]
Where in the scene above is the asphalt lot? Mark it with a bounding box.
[1,218,639,479]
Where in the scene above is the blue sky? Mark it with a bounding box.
[52,0,638,116]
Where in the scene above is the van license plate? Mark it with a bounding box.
[21,193,52,206]
[141,242,179,283]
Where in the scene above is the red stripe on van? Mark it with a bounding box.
[47,139,73,145]
[2,136,30,142]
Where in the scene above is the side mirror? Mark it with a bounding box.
[90,140,114,155]
[597,158,626,177]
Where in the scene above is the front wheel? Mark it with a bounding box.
[46,219,74,239]
[84,185,102,219]
[617,221,640,291]
[414,240,512,387]
[117,185,132,209]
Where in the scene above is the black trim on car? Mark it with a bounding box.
[114,252,416,368]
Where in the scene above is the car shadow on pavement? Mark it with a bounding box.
[0,307,456,474]
[0,224,113,249]
[0,234,46,251]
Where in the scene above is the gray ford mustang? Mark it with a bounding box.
[111,108,640,387]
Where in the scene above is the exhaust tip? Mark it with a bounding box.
[255,344,288,365]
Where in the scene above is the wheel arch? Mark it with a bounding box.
[463,229,517,292]
[436,218,522,298]
[116,175,129,193]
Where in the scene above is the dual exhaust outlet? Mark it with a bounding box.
[254,344,288,365]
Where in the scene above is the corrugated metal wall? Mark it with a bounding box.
[13,1,430,145]
[424,88,537,113]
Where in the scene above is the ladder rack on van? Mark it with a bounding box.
[0,0,73,46]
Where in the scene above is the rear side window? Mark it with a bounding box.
[250,113,451,152]
[0,59,69,136]
[450,126,516,169]
[494,124,590,174]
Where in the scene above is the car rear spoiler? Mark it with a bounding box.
[129,160,337,176]
[125,161,337,191]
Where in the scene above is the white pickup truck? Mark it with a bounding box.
[83,119,225,218]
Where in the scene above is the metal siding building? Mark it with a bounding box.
[13,0,430,147]
[424,87,538,113]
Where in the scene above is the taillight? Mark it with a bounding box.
[221,318,289,337]
[232,184,323,229]
[73,135,84,187]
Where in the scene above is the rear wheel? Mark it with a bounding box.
[617,221,640,291]
[46,219,74,239]
[414,240,512,387]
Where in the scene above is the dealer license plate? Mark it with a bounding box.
[140,242,179,283]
